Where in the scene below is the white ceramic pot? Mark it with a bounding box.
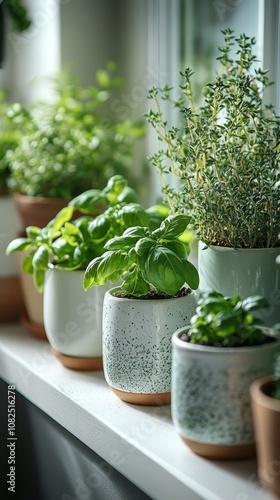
[102,287,197,405]
[44,269,111,370]
[171,326,280,459]
[198,241,280,327]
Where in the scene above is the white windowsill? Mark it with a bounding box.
[0,323,276,500]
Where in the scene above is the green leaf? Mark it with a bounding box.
[25,226,41,239]
[97,250,129,281]
[164,240,188,259]
[182,260,199,290]
[22,252,34,274]
[105,227,148,251]
[144,246,186,296]
[242,295,270,312]
[52,238,74,260]
[84,251,129,290]
[135,238,156,257]
[6,238,32,254]
[88,215,110,240]
[119,204,150,228]
[116,186,138,204]
[103,175,127,203]
[155,214,191,240]
[122,268,150,296]
[32,246,49,271]
[60,222,82,246]
[47,206,73,230]
[33,269,45,293]
[69,190,107,214]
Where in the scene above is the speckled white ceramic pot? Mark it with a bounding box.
[44,269,111,370]
[103,287,197,405]
[171,327,280,459]
[198,241,280,327]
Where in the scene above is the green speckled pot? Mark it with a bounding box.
[198,242,280,327]
[103,288,197,405]
[171,327,280,459]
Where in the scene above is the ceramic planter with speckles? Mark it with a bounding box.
[198,242,280,328]
[102,287,197,406]
[171,327,280,460]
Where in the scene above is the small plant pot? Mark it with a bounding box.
[13,192,68,228]
[0,195,24,322]
[102,287,197,405]
[44,269,111,370]
[250,376,280,498]
[171,327,280,460]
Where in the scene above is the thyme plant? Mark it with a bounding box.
[147,29,280,248]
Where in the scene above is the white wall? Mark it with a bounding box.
[3,0,61,105]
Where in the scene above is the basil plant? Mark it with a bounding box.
[6,175,168,292]
[84,214,199,298]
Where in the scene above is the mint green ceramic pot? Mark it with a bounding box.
[198,241,280,327]
[171,326,280,460]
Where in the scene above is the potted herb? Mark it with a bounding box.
[0,91,25,321]
[6,175,166,369]
[250,376,280,498]
[146,29,280,326]
[171,290,280,459]
[84,214,199,405]
[5,65,145,227]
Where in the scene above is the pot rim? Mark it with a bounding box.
[199,240,280,253]
[250,375,280,412]
[13,191,69,203]
[105,286,196,303]
[172,326,280,354]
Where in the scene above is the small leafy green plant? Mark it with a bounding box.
[185,290,270,347]
[5,65,145,198]
[0,91,26,193]
[146,29,280,249]
[6,175,166,292]
[83,214,199,298]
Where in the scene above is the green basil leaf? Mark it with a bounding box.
[157,214,191,239]
[60,222,82,246]
[32,245,49,271]
[88,215,110,240]
[105,227,149,251]
[242,295,270,312]
[135,238,156,257]
[69,190,107,214]
[22,252,35,274]
[164,240,188,258]
[84,251,129,290]
[103,175,127,203]
[47,206,73,230]
[33,269,45,293]
[122,268,150,296]
[6,238,32,254]
[116,186,138,204]
[182,260,199,290]
[25,226,41,239]
[144,246,186,296]
[97,250,129,281]
[119,204,150,228]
